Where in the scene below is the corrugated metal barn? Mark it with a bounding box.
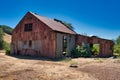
[11,12,76,58]
[11,12,114,58]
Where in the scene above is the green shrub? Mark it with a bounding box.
[5,48,10,55]
[80,43,92,57]
[0,28,4,50]
[71,46,81,58]
[4,42,10,50]
[114,45,120,58]
[92,44,99,55]
[71,43,92,58]
[4,42,10,55]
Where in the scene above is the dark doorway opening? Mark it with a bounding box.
[63,36,67,56]
[29,40,32,47]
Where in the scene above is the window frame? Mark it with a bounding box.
[24,23,33,32]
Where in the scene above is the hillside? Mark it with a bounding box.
[0,25,13,43]
[0,25,13,35]
[3,33,11,43]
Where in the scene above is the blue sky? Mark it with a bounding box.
[0,0,120,39]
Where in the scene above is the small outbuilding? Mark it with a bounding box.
[76,34,114,57]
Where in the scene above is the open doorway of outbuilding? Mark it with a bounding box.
[90,44,100,56]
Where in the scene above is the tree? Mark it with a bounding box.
[116,36,120,45]
[114,35,120,56]
[0,25,13,35]
[0,28,4,49]
[62,21,74,31]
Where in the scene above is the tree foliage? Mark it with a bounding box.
[114,36,120,57]
[0,25,13,35]
[71,43,92,58]
[116,36,120,45]
[54,19,74,31]
[92,44,99,55]
[114,45,120,54]
[62,21,74,31]
[0,25,12,50]
[0,28,4,49]
[5,42,10,55]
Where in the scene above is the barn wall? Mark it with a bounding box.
[56,32,75,58]
[76,34,90,46]
[56,33,63,58]
[91,37,114,57]
[11,12,56,58]
[68,34,76,56]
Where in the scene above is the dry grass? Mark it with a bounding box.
[0,54,120,80]
[3,33,11,43]
[0,50,5,53]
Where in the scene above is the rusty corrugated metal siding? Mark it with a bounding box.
[11,12,56,58]
[30,12,76,35]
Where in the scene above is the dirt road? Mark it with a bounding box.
[0,53,120,80]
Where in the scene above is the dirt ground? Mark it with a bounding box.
[0,53,120,80]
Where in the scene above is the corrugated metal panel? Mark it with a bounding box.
[29,12,76,35]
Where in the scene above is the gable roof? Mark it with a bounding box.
[29,12,76,34]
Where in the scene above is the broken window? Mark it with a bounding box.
[24,23,33,31]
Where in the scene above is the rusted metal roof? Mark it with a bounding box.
[29,12,76,34]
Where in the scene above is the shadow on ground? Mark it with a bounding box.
[8,54,70,62]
